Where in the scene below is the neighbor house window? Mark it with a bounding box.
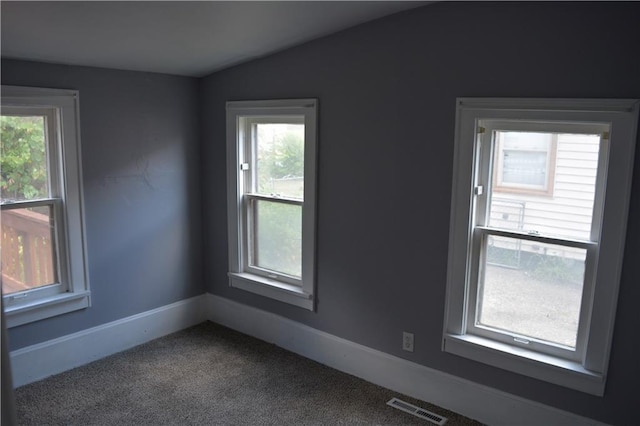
[493,130,557,195]
[1,86,90,327]
[226,99,317,310]
[443,98,638,395]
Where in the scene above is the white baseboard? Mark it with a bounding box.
[204,293,603,426]
[9,292,603,425]
[10,295,207,387]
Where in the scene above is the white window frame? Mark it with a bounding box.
[2,86,90,327]
[443,98,639,395]
[226,99,317,310]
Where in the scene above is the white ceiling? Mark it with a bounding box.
[1,1,425,77]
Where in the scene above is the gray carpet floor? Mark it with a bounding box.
[15,322,483,425]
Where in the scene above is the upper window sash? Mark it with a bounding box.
[0,106,60,201]
[474,120,610,242]
[241,116,306,200]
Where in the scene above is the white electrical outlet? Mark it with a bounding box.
[402,332,414,352]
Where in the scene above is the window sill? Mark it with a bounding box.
[228,272,314,310]
[443,333,604,395]
[4,291,91,328]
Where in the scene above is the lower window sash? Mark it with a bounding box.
[467,229,593,361]
[244,196,303,283]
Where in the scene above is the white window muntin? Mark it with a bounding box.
[226,99,317,310]
[444,98,639,395]
[2,86,90,327]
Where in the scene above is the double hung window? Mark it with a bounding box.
[1,86,90,327]
[444,98,638,395]
[226,99,317,310]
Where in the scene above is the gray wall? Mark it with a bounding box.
[2,60,203,350]
[2,2,638,424]
[200,2,639,424]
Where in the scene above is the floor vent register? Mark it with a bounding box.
[387,397,448,425]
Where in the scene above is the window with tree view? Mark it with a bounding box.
[226,100,317,310]
[2,112,60,296]
[1,86,90,327]
[252,122,304,278]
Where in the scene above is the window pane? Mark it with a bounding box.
[251,199,302,278]
[478,235,586,348]
[1,115,50,201]
[1,205,58,295]
[502,150,547,186]
[490,132,601,241]
[255,123,305,199]
[498,132,551,189]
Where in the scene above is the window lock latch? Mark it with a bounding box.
[474,185,484,196]
[240,163,250,171]
[11,292,29,300]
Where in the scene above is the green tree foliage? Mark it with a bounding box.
[265,131,304,179]
[257,125,304,196]
[1,115,49,201]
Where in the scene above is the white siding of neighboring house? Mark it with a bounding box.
[489,133,600,262]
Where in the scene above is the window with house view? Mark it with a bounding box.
[1,86,90,327]
[226,99,317,310]
[444,98,638,395]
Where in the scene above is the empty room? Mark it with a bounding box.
[1,2,639,425]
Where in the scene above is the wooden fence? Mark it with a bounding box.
[1,208,55,295]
